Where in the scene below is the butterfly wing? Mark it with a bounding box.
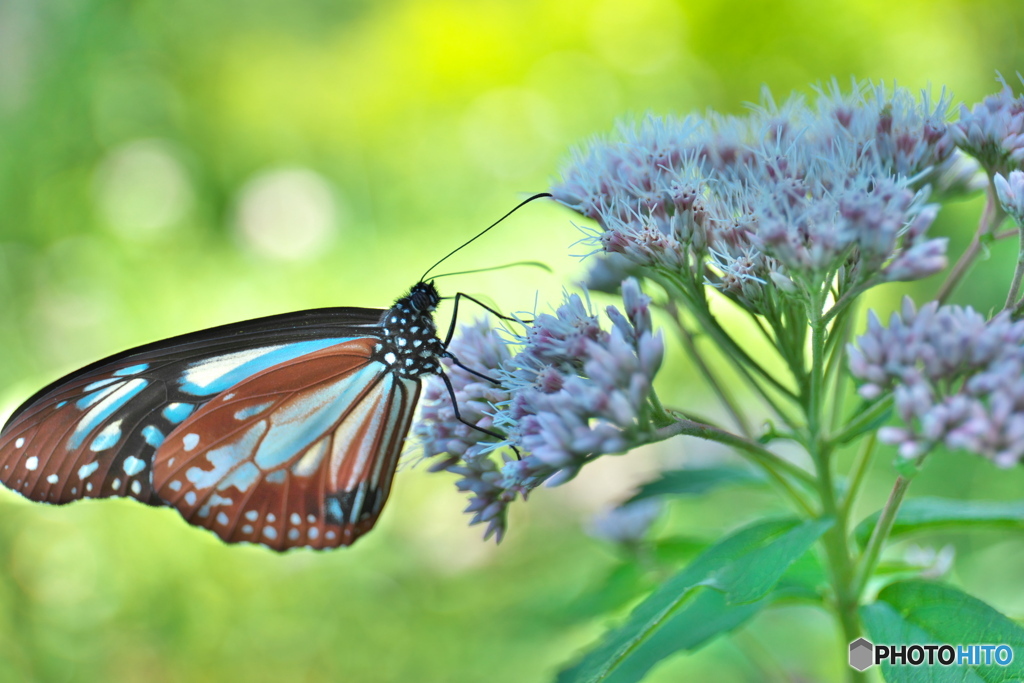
[0,307,386,507]
[152,340,420,550]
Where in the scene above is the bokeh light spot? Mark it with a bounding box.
[233,167,342,261]
[93,139,194,240]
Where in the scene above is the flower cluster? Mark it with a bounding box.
[849,297,1024,466]
[413,280,663,541]
[951,76,1024,177]
[552,81,950,315]
[808,80,956,185]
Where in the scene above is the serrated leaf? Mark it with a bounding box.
[557,516,833,683]
[854,498,1024,547]
[862,580,1024,683]
[626,467,765,503]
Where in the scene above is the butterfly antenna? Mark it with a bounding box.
[430,260,552,281]
[420,192,553,282]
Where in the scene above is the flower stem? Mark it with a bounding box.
[831,396,893,446]
[665,305,753,437]
[1005,219,1024,310]
[655,271,801,404]
[808,297,864,682]
[937,181,1007,304]
[653,418,817,515]
[852,474,914,598]
[841,431,877,514]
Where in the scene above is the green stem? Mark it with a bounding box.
[656,271,801,404]
[841,431,878,515]
[937,180,1007,304]
[667,306,753,437]
[1004,219,1024,310]
[652,418,817,516]
[807,295,864,682]
[825,305,855,433]
[832,396,894,447]
[852,474,914,599]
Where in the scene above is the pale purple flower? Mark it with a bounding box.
[552,81,949,317]
[810,80,956,184]
[849,297,1024,466]
[414,280,664,541]
[994,170,1024,226]
[951,76,1024,176]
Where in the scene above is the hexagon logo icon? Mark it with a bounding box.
[849,637,874,671]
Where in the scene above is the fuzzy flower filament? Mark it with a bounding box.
[552,81,950,319]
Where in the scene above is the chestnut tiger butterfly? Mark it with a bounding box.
[0,194,549,551]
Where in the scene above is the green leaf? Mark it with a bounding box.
[854,498,1024,547]
[557,517,833,683]
[651,536,710,565]
[862,580,1024,683]
[626,467,765,503]
[565,562,656,622]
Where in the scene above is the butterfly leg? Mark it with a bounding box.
[442,292,529,347]
[444,352,500,385]
[436,371,521,459]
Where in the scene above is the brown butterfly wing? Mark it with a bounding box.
[152,339,421,551]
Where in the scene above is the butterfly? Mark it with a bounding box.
[0,194,549,551]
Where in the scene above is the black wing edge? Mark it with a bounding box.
[5,305,387,428]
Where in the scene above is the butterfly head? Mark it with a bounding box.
[404,281,441,313]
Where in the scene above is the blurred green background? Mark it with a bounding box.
[1,0,1024,681]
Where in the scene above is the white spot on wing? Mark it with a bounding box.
[122,456,145,476]
[89,419,123,452]
[15,437,24,448]
[78,462,99,479]
[131,480,142,495]
[24,456,38,471]
[182,433,200,451]
[263,526,277,540]
[46,474,58,484]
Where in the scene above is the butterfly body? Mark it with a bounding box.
[0,281,444,551]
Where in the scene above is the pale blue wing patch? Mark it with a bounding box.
[178,338,361,396]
